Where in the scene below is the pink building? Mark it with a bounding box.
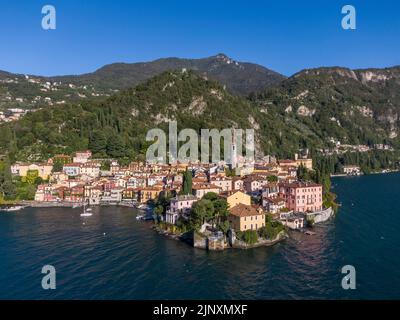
[165,195,198,224]
[169,195,197,214]
[34,184,58,202]
[279,181,323,213]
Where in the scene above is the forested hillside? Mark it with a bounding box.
[1,67,399,175]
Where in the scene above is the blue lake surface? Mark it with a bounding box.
[1,173,399,299]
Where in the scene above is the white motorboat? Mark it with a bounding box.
[1,205,25,212]
[80,203,93,217]
[80,212,93,217]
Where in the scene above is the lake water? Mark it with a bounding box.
[1,173,400,299]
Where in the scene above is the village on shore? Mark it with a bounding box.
[7,150,338,250]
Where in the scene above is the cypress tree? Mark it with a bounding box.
[182,170,192,195]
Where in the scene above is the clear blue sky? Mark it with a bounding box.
[1,0,399,76]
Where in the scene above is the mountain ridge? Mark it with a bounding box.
[1,69,399,165]
[49,53,286,96]
[1,54,400,113]
[0,54,285,111]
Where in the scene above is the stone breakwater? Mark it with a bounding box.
[193,230,288,251]
[154,226,287,251]
[306,207,334,224]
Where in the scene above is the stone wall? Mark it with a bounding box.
[194,229,288,250]
[193,231,207,249]
[193,232,228,250]
[231,231,287,249]
[306,207,334,224]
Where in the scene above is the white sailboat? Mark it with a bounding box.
[80,202,93,217]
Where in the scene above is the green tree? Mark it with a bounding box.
[25,170,39,185]
[217,220,230,234]
[154,205,164,219]
[34,176,44,186]
[213,198,229,224]
[203,192,218,201]
[225,167,236,177]
[201,192,229,225]
[190,199,214,228]
[101,160,111,170]
[89,130,107,156]
[0,158,17,200]
[2,180,17,200]
[258,220,285,240]
[267,175,278,183]
[182,169,192,195]
[297,164,310,180]
[52,161,64,173]
[155,192,172,212]
[242,230,258,244]
[106,134,126,158]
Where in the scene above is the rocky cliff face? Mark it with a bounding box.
[255,66,400,150]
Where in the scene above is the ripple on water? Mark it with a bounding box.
[1,174,400,299]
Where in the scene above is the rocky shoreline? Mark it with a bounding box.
[153,223,288,251]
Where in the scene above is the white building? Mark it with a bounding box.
[343,165,361,175]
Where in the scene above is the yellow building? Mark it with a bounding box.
[295,158,313,170]
[11,162,53,180]
[226,190,251,208]
[228,204,265,232]
[139,187,163,203]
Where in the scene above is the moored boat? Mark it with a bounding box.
[0,205,25,212]
[80,203,93,217]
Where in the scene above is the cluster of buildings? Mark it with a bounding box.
[0,75,112,117]
[10,150,323,231]
[322,138,394,156]
[0,108,29,123]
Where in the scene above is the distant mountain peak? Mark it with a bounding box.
[0,54,286,111]
[213,53,239,66]
[49,54,286,96]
